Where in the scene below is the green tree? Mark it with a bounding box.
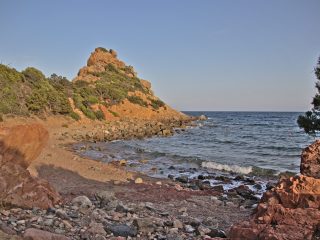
[298,57,320,134]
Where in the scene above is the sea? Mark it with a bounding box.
[74,112,314,193]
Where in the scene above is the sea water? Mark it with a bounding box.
[75,112,314,180]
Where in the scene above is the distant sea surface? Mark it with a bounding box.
[75,112,314,179]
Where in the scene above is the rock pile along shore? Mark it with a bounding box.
[228,140,320,240]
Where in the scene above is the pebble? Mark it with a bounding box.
[135,178,143,184]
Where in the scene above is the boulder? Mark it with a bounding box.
[301,140,320,178]
[0,124,61,209]
[228,140,320,240]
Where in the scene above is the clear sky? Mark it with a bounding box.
[0,0,319,111]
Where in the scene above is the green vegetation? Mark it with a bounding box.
[298,56,320,134]
[127,95,148,107]
[149,98,165,110]
[95,109,105,120]
[108,110,119,117]
[0,59,165,121]
[69,111,81,121]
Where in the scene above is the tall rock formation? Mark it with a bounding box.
[228,140,320,240]
[73,47,187,121]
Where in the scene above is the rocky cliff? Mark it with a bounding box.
[228,140,320,240]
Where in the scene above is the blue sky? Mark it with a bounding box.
[0,0,319,111]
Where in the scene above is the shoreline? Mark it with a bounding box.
[0,115,271,239]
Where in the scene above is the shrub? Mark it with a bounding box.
[127,95,148,107]
[80,105,96,120]
[108,110,119,117]
[96,47,108,52]
[70,111,81,121]
[149,98,165,110]
[22,67,46,84]
[95,110,105,120]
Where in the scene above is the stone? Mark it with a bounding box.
[229,140,320,239]
[107,224,138,237]
[95,190,116,207]
[173,219,183,229]
[71,195,92,209]
[0,124,61,209]
[134,177,143,184]
[176,176,189,183]
[207,228,226,238]
[301,140,320,178]
[196,225,211,236]
[55,209,68,220]
[88,222,106,235]
[23,228,69,240]
[198,115,208,121]
[133,218,160,233]
[184,224,195,233]
[0,230,21,240]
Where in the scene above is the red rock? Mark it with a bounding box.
[228,140,320,240]
[0,124,61,209]
[23,228,69,240]
[301,140,320,178]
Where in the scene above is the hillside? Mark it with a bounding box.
[0,47,186,121]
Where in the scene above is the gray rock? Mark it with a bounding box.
[55,209,69,220]
[133,218,157,233]
[208,228,227,238]
[173,220,183,229]
[184,224,195,233]
[71,196,92,209]
[107,224,137,237]
[95,191,116,208]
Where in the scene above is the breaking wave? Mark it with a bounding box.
[201,161,253,174]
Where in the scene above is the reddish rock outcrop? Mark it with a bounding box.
[301,139,320,178]
[0,124,61,209]
[74,47,136,82]
[229,140,320,240]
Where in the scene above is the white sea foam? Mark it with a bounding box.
[201,161,253,174]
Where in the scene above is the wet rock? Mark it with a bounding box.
[233,185,258,200]
[215,176,232,183]
[198,115,208,121]
[175,176,189,183]
[106,224,137,237]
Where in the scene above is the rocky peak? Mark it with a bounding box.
[74,47,137,82]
